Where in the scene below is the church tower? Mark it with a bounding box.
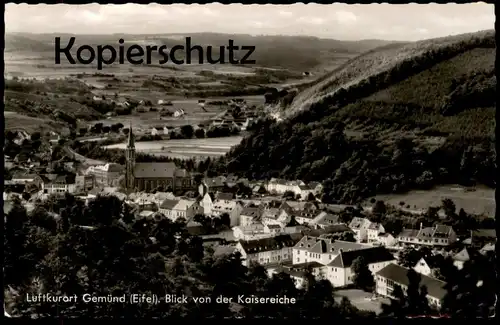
[125,122,136,191]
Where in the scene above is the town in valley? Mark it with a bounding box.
[4,3,496,319]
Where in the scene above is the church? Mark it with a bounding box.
[125,125,196,192]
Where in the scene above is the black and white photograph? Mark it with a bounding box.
[3,2,496,319]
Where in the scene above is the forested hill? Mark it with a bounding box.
[214,30,496,204]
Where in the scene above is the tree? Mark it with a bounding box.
[180,125,194,139]
[339,232,356,242]
[441,198,456,219]
[398,247,421,268]
[351,256,374,291]
[372,200,387,215]
[194,128,205,138]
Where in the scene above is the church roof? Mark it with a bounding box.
[134,162,177,178]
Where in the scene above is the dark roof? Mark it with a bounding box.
[134,162,177,178]
[204,177,226,188]
[216,192,234,200]
[304,224,351,237]
[472,229,496,239]
[41,174,75,184]
[239,233,302,254]
[376,263,448,300]
[241,206,262,218]
[328,246,395,268]
[160,199,180,210]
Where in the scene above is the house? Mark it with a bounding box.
[266,179,306,195]
[159,199,203,222]
[268,262,325,289]
[211,199,243,227]
[298,185,315,200]
[252,184,267,195]
[39,174,77,195]
[377,232,398,247]
[75,175,94,192]
[348,217,372,243]
[233,223,269,241]
[261,208,290,227]
[375,263,447,310]
[224,175,239,188]
[479,242,495,255]
[292,236,370,266]
[198,192,213,216]
[11,172,39,185]
[264,223,282,235]
[235,234,303,267]
[240,206,263,227]
[303,224,353,238]
[464,229,496,248]
[314,211,342,229]
[204,176,226,192]
[85,163,123,186]
[308,182,323,195]
[151,126,165,136]
[293,210,319,225]
[325,246,396,287]
[413,257,438,277]
[367,222,386,244]
[397,224,457,247]
[282,201,317,213]
[452,247,473,270]
[173,108,185,117]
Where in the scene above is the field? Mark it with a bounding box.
[104,136,243,159]
[91,95,264,129]
[4,111,64,133]
[369,185,495,217]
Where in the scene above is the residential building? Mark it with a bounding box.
[204,176,226,192]
[314,211,342,229]
[233,223,269,241]
[75,175,94,192]
[282,201,317,213]
[212,199,243,227]
[261,208,290,227]
[452,247,473,270]
[40,174,77,195]
[85,163,124,186]
[264,224,282,235]
[397,224,457,247]
[463,229,496,248]
[292,236,369,265]
[268,262,325,289]
[235,234,303,267]
[375,263,447,310]
[413,257,437,277]
[377,232,398,247]
[367,222,386,244]
[198,192,213,216]
[349,217,372,243]
[325,246,396,287]
[159,199,203,222]
[216,192,234,201]
[240,206,263,227]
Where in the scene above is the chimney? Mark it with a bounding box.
[420,222,423,230]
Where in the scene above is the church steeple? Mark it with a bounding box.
[127,121,135,149]
[125,122,136,192]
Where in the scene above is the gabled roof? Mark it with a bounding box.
[328,246,395,268]
[216,192,234,200]
[304,224,352,237]
[349,217,370,230]
[160,199,180,210]
[453,247,472,262]
[239,233,302,254]
[294,236,368,254]
[376,263,448,300]
[134,162,177,178]
[241,206,262,218]
[315,211,340,225]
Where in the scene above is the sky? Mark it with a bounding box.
[5,3,494,41]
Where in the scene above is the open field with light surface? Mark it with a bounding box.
[334,289,390,315]
[104,136,243,159]
[369,185,495,217]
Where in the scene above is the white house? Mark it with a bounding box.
[173,108,185,117]
[264,223,282,236]
[452,247,472,270]
[375,263,448,310]
[292,236,370,266]
[235,234,303,267]
[377,232,398,247]
[325,246,396,287]
[267,262,325,289]
[198,192,213,216]
[261,208,290,227]
[348,217,372,243]
[314,211,342,229]
[367,222,386,244]
[159,199,203,222]
[211,199,243,227]
[240,206,263,227]
[233,223,269,241]
[39,174,77,195]
[412,257,435,276]
[398,224,457,247]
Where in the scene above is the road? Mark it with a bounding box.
[63,146,107,166]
